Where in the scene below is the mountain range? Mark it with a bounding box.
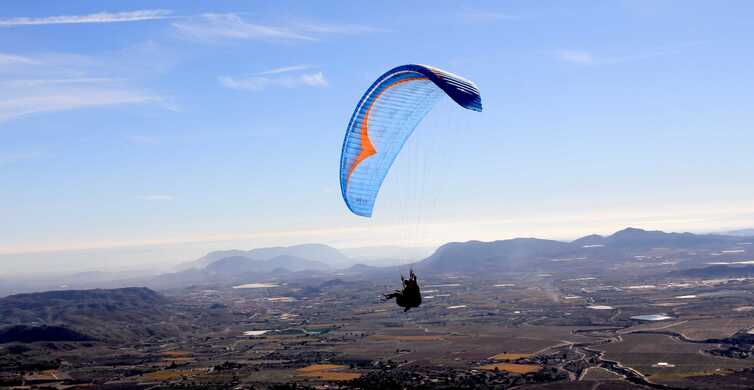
[156,227,754,285]
[415,227,752,276]
[3,227,753,296]
[175,243,351,271]
[206,254,330,274]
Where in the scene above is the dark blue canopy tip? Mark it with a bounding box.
[395,64,483,112]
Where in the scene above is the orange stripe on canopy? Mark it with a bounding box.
[346,76,428,186]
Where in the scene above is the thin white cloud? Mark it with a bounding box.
[173,13,315,42]
[300,72,327,87]
[0,53,37,65]
[137,194,174,201]
[219,71,328,91]
[0,89,160,122]
[0,10,173,26]
[255,65,312,75]
[0,51,171,122]
[173,14,386,43]
[557,50,594,64]
[2,78,117,88]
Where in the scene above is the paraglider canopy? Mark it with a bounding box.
[339,64,483,217]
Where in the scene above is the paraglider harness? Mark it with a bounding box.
[384,270,422,312]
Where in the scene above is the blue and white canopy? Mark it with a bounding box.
[339,64,483,217]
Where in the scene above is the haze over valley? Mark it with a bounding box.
[5,228,754,388]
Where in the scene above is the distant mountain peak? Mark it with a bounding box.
[419,236,573,273]
[206,253,331,275]
[175,243,351,271]
[612,227,648,234]
[572,234,605,245]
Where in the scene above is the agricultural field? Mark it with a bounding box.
[598,333,754,387]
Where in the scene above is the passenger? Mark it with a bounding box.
[384,270,422,312]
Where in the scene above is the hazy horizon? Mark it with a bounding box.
[2,219,752,277]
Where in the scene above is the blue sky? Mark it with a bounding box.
[1,1,754,273]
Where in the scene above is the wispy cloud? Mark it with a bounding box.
[557,50,595,64]
[137,194,174,201]
[299,72,327,87]
[255,65,312,75]
[0,51,171,122]
[0,89,160,122]
[1,78,117,88]
[219,71,327,91]
[173,13,315,42]
[0,10,173,27]
[173,13,385,43]
[0,53,38,65]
